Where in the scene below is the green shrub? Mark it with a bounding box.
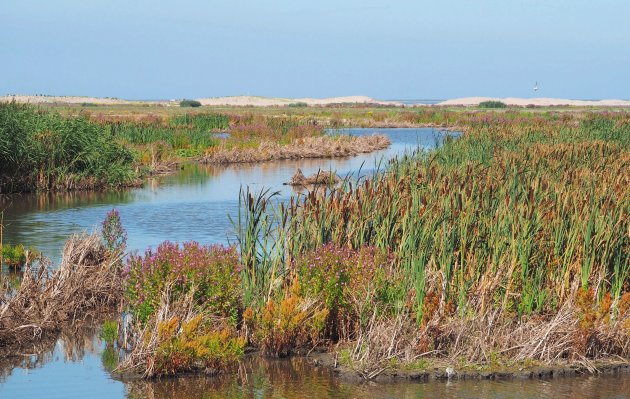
[179,100,202,108]
[478,100,508,108]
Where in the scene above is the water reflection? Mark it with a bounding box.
[0,322,101,382]
[126,357,630,399]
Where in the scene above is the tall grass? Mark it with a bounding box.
[285,113,629,317]
[0,102,136,192]
[229,187,287,308]
[228,110,629,373]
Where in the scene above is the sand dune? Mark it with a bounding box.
[3,94,629,108]
[196,95,400,106]
[0,94,400,107]
[0,95,139,105]
[438,97,630,107]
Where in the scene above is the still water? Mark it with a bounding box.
[1,128,628,398]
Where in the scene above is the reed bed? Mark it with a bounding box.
[0,102,137,192]
[228,111,629,378]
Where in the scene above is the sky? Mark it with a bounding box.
[1,0,629,100]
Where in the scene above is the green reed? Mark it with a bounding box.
[0,102,136,192]
[265,111,630,321]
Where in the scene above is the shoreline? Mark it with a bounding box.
[109,349,630,383]
[312,352,630,383]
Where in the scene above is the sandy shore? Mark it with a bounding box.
[438,97,630,107]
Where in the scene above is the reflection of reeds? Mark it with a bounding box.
[0,321,103,381]
[125,356,342,399]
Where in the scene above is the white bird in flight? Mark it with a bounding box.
[533,82,539,92]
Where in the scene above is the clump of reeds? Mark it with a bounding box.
[0,233,123,353]
[285,169,339,186]
[0,102,137,193]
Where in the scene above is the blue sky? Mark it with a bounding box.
[2,0,628,100]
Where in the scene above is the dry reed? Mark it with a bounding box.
[0,233,122,353]
[203,135,390,164]
[285,169,339,186]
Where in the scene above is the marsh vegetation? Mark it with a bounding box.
[1,106,628,383]
[0,103,391,193]
[107,109,629,379]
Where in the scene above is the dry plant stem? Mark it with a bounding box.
[0,233,122,353]
[286,169,340,186]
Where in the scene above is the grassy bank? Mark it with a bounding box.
[104,109,629,379]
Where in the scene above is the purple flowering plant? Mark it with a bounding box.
[123,241,242,324]
[102,209,127,254]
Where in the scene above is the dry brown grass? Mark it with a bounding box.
[286,169,339,186]
[0,233,122,354]
[343,295,630,379]
[202,135,390,164]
